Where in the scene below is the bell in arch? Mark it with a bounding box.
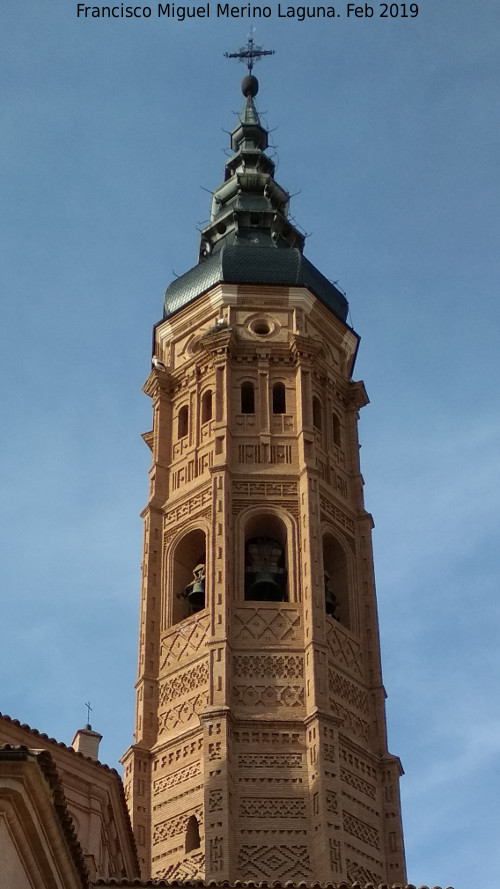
[183,563,206,613]
[324,571,339,618]
[245,537,286,602]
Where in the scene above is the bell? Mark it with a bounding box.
[245,537,286,601]
[325,587,338,617]
[183,563,205,613]
[324,572,338,618]
[248,570,284,602]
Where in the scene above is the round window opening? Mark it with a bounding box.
[250,319,272,336]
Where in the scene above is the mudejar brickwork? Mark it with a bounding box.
[121,58,406,886]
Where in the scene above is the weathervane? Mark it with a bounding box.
[224,29,275,74]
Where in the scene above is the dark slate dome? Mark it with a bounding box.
[163,244,348,322]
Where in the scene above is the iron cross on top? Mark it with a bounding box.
[224,32,275,73]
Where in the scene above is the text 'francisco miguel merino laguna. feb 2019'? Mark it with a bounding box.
[76,3,420,20]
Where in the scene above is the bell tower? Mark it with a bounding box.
[122,52,406,887]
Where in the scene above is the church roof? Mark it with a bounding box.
[0,710,117,772]
[0,710,140,876]
[163,73,348,325]
[0,743,89,887]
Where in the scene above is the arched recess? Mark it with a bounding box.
[243,512,292,602]
[185,815,201,853]
[332,412,342,447]
[201,389,213,424]
[241,381,255,414]
[312,396,323,431]
[272,382,286,414]
[177,404,189,439]
[322,531,351,628]
[170,528,207,625]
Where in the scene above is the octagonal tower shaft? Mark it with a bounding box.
[122,75,406,886]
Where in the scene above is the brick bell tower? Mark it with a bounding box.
[122,49,406,887]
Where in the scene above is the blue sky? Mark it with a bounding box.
[1,2,499,887]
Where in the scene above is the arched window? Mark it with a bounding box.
[201,390,213,424]
[241,381,255,414]
[185,815,200,853]
[312,396,322,431]
[332,413,341,447]
[323,533,350,628]
[272,382,286,414]
[178,404,189,439]
[172,529,206,624]
[244,514,288,602]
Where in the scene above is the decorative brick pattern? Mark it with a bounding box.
[156,736,204,768]
[160,613,210,670]
[340,747,378,781]
[346,858,382,886]
[239,797,306,819]
[164,488,212,522]
[233,481,298,498]
[319,494,355,536]
[326,623,363,678]
[233,684,304,709]
[234,729,301,747]
[326,791,338,814]
[329,837,342,873]
[237,844,312,880]
[153,805,203,843]
[233,654,304,679]
[343,812,380,850]
[331,700,369,742]
[153,761,201,795]
[209,836,223,872]
[233,607,301,643]
[158,690,209,733]
[156,850,205,881]
[328,669,368,712]
[238,753,303,769]
[208,790,223,812]
[340,767,377,800]
[159,660,209,706]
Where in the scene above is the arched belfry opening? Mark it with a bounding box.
[244,514,288,602]
[322,532,350,628]
[171,528,206,624]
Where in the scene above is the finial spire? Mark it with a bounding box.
[224,30,275,74]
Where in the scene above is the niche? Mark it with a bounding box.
[332,413,342,447]
[172,529,206,623]
[201,389,213,424]
[177,404,189,439]
[312,396,322,431]
[185,815,200,853]
[241,381,255,414]
[244,514,288,602]
[322,533,350,627]
[272,382,286,414]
